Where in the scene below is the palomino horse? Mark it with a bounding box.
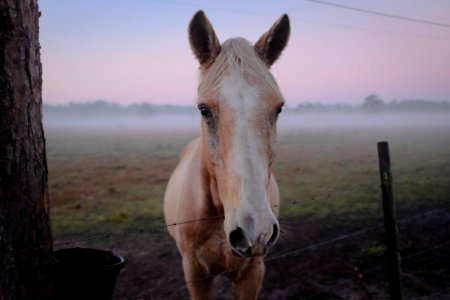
[164,10,290,300]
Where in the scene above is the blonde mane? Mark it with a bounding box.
[197,38,282,100]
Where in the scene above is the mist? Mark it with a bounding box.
[43,110,450,134]
[278,111,450,131]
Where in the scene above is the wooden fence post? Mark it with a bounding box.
[377,141,403,300]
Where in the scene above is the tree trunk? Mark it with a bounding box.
[0,0,54,299]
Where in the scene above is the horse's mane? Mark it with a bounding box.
[197,38,281,100]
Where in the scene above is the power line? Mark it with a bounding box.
[151,0,450,40]
[303,0,450,28]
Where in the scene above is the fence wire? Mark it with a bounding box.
[128,207,450,299]
[300,239,450,300]
[301,266,384,300]
[429,285,450,299]
[1,188,449,299]
[129,229,450,300]
[1,201,449,257]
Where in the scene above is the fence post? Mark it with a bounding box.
[377,141,403,300]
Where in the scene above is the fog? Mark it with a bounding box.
[279,111,450,130]
[43,111,450,134]
[43,114,200,131]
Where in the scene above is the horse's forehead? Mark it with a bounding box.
[218,71,280,111]
[219,72,258,110]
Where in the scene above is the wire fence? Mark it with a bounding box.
[124,205,450,299]
[430,285,450,299]
[2,195,448,247]
[1,181,449,299]
[299,239,450,300]
[2,194,448,256]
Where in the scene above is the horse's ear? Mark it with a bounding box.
[255,14,290,67]
[189,10,221,67]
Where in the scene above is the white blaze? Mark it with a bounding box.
[220,71,274,244]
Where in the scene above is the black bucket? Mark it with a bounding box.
[53,247,125,300]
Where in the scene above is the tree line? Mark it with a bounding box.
[43,95,450,118]
[43,100,196,117]
[295,94,450,113]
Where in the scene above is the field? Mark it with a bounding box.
[46,114,450,299]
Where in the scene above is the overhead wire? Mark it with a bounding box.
[151,0,450,40]
[303,0,450,28]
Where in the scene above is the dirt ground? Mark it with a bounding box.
[60,203,450,300]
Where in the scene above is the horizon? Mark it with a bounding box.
[40,1,450,106]
[42,97,450,108]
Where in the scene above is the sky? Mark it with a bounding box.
[39,0,450,106]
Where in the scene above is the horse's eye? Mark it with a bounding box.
[276,106,283,115]
[198,105,211,118]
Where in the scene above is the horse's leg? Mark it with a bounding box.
[182,254,213,300]
[232,261,265,300]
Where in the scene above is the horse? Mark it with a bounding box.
[164,10,290,300]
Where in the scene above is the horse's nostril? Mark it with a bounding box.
[229,227,249,251]
[267,224,279,247]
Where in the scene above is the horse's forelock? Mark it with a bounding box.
[197,38,282,101]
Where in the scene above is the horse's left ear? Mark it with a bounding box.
[189,10,221,68]
[255,14,290,67]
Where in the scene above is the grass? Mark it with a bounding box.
[360,242,386,257]
[47,127,194,238]
[46,124,450,239]
[275,128,450,222]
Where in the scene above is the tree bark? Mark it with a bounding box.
[0,0,54,299]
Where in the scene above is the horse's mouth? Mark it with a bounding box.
[231,247,267,257]
[231,248,252,257]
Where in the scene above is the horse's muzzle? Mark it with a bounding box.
[229,224,279,257]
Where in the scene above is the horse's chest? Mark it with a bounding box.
[193,224,241,274]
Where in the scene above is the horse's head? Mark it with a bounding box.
[189,11,290,257]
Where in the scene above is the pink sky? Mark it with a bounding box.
[39,1,450,106]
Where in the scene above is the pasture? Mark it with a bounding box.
[46,113,450,299]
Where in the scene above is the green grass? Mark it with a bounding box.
[360,242,386,257]
[46,125,450,239]
[274,128,450,222]
[47,127,196,238]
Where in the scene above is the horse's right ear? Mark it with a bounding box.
[255,14,290,67]
[188,10,221,67]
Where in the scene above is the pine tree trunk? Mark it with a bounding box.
[0,0,54,299]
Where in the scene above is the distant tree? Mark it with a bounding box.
[0,1,54,299]
[363,94,385,112]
